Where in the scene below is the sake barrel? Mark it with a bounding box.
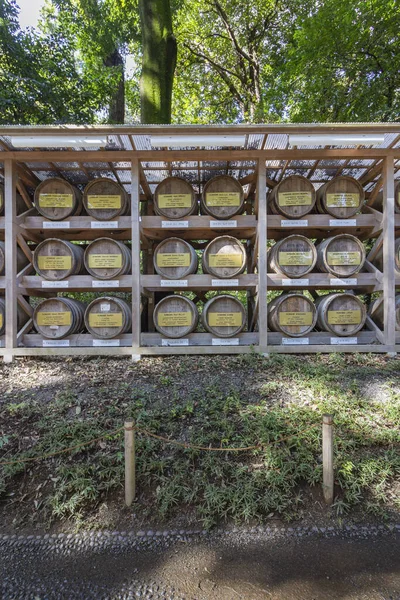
[268,293,317,337]
[316,176,364,218]
[395,181,400,214]
[201,295,246,338]
[0,241,31,276]
[316,234,366,277]
[85,297,132,339]
[84,238,131,280]
[268,175,316,218]
[369,296,400,331]
[315,293,366,336]
[268,235,317,278]
[33,297,85,339]
[201,175,244,219]
[153,237,198,279]
[33,239,84,280]
[373,237,400,273]
[202,236,246,279]
[154,295,198,338]
[154,177,197,219]
[83,178,129,220]
[0,297,30,335]
[34,178,82,220]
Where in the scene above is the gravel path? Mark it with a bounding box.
[1,524,399,599]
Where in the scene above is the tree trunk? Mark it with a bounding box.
[104,48,125,124]
[139,0,177,124]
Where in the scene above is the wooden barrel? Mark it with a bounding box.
[154,177,197,219]
[201,175,244,219]
[33,297,85,339]
[315,293,366,336]
[268,175,316,218]
[268,293,317,337]
[268,235,317,278]
[369,296,400,331]
[316,234,366,277]
[83,178,129,221]
[201,295,246,338]
[0,241,31,276]
[153,237,198,279]
[153,295,198,338]
[373,237,400,273]
[0,297,30,335]
[84,238,131,280]
[34,178,82,221]
[202,236,246,279]
[316,176,364,218]
[33,239,85,280]
[396,181,400,214]
[85,297,132,339]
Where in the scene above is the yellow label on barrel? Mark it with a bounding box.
[156,253,191,268]
[278,191,312,207]
[208,312,242,327]
[36,311,71,326]
[326,193,359,208]
[87,195,121,209]
[206,192,240,207]
[327,310,361,325]
[0,191,3,207]
[88,254,122,269]
[279,252,313,266]
[37,256,72,270]
[208,254,243,268]
[0,313,3,329]
[327,252,361,266]
[89,313,123,328]
[158,194,192,209]
[39,194,73,208]
[158,312,192,327]
[279,312,313,326]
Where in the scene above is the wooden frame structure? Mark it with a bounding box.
[0,123,399,361]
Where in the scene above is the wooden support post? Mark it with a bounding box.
[382,157,396,353]
[4,160,17,363]
[124,420,136,507]
[257,159,268,354]
[131,159,141,362]
[322,414,334,505]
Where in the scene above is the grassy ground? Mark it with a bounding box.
[0,353,399,533]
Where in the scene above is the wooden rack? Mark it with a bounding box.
[0,123,399,361]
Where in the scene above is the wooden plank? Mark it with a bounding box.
[382,157,396,350]
[142,332,258,346]
[267,331,376,345]
[131,159,141,360]
[141,274,258,292]
[267,272,380,291]
[4,160,17,362]
[257,159,268,353]
[141,215,257,241]
[21,274,133,292]
[22,333,132,347]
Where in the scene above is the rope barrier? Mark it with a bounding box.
[0,422,321,467]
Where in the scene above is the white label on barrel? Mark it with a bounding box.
[92,280,120,288]
[211,279,239,286]
[282,337,309,345]
[282,279,309,286]
[330,278,357,286]
[100,303,111,312]
[330,337,358,345]
[43,221,70,229]
[161,279,188,287]
[41,281,69,288]
[91,221,119,228]
[210,220,237,228]
[326,193,359,208]
[281,220,308,227]
[212,338,240,345]
[42,339,70,347]
[329,219,357,226]
[161,338,189,346]
[161,221,189,228]
[92,339,121,346]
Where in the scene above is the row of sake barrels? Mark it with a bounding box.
[153,294,246,339]
[153,236,247,279]
[34,178,129,221]
[269,175,365,219]
[33,297,131,339]
[0,241,31,276]
[154,175,245,220]
[0,297,31,335]
[268,292,367,338]
[268,234,366,278]
[33,238,131,280]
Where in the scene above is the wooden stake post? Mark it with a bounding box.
[322,414,334,505]
[124,420,136,507]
